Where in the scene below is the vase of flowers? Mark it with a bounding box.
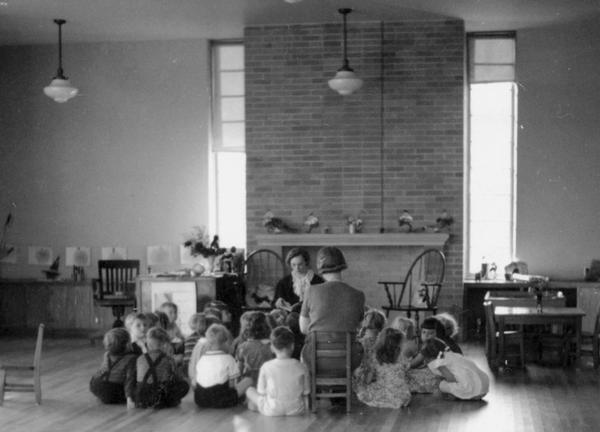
[183,226,226,274]
[346,215,363,234]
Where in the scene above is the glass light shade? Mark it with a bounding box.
[328,70,363,96]
[43,78,78,103]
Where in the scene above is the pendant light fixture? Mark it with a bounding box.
[44,19,78,103]
[328,8,363,96]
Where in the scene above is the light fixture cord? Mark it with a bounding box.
[379,21,385,233]
[55,19,66,79]
[342,10,349,69]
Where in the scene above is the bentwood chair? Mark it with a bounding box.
[93,260,140,328]
[0,323,45,405]
[378,249,446,328]
[242,249,285,309]
[310,331,353,413]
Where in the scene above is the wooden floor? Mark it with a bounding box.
[1,337,600,432]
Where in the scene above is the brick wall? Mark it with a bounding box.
[245,20,464,313]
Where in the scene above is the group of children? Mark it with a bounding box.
[353,310,489,408]
[90,302,487,415]
[90,302,309,414]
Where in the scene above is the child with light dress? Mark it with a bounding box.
[194,324,253,408]
[245,326,310,416]
[406,317,448,393]
[355,327,412,409]
[423,338,489,400]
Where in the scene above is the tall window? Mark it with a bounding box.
[210,42,246,250]
[467,33,517,275]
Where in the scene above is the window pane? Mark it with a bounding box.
[220,71,244,96]
[218,45,244,70]
[221,122,245,149]
[473,39,515,63]
[216,152,246,248]
[472,65,515,82]
[221,97,245,121]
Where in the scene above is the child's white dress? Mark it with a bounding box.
[427,351,489,400]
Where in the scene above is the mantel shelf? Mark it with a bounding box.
[255,233,449,248]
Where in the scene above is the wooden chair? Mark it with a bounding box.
[242,249,285,310]
[310,331,353,413]
[378,249,446,328]
[0,323,44,405]
[484,301,525,370]
[568,300,600,367]
[93,260,140,328]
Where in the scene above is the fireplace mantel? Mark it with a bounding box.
[255,233,449,248]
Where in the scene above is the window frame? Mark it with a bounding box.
[465,32,518,278]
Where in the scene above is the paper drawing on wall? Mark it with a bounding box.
[0,244,17,263]
[66,247,91,267]
[101,247,127,260]
[150,281,197,336]
[28,246,53,266]
[147,245,172,266]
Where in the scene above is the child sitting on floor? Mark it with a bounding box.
[406,317,448,393]
[90,328,137,404]
[355,327,412,409]
[353,308,387,388]
[236,311,274,384]
[187,315,221,385]
[284,312,304,360]
[129,313,148,355]
[389,316,419,360]
[230,311,252,356]
[194,324,253,408]
[245,326,310,416]
[160,302,185,344]
[183,313,207,371]
[423,338,489,400]
[131,327,189,409]
[433,312,462,353]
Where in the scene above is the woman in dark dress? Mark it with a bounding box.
[272,248,323,312]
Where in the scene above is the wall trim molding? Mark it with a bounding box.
[255,233,450,248]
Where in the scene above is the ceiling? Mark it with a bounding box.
[0,0,598,46]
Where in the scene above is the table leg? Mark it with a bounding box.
[575,316,582,362]
[498,318,505,368]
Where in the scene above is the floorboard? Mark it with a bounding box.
[1,337,599,432]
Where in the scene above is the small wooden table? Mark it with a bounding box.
[494,306,586,365]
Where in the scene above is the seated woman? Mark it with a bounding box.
[272,247,324,312]
[299,246,365,370]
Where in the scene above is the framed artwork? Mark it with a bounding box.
[101,247,127,260]
[66,247,91,267]
[150,281,197,336]
[147,245,173,266]
[28,246,53,266]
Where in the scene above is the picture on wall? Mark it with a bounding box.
[150,281,197,336]
[28,246,53,266]
[66,247,91,267]
[147,245,173,266]
[101,247,127,260]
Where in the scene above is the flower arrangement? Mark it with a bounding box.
[183,226,226,257]
[346,215,363,233]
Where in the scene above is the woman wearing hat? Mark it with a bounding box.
[299,246,365,369]
[272,247,324,312]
